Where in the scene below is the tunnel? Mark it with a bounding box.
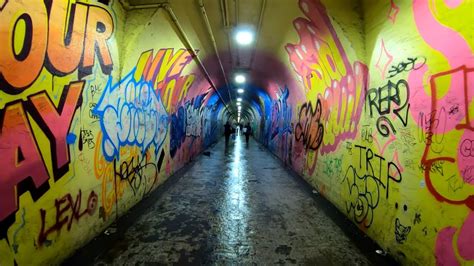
[0,0,473,264]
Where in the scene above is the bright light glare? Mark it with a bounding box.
[236,102,241,106]
[235,74,246,84]
[237,88,245,94]
[235,30,254,45]
[237,98,242,102]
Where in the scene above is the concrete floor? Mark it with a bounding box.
[67,136,396,265]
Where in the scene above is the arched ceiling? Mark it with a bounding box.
[122,0,304,121]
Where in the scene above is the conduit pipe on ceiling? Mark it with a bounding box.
[249,0,266,68]
[163,4,234,116]
[118,0,168,10]
[220,0,236,90]
[197,0,233,104]
[234,0,239,25]
[117,0,234,117]
[232,0,240,67]
[220,0,231,28]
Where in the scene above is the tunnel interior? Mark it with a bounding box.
[0,0,473,265]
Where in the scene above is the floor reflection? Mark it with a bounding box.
[217,136,250,260]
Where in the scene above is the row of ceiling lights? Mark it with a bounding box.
[233,27,254,122]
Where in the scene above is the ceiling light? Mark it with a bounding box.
[235,29,254,45]
[236,102,241,106]
[237,88,245,94]
[235,74,246,84]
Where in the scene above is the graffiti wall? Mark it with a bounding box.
[258,0,474,264]
[0,1,222,264]
[1,0,472,264]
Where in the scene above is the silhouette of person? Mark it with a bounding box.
[243,123,252,144]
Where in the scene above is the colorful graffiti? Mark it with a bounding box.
[0,0,114,237]
[286,0,369,155]
[264,0,473,264]
[269,87,293,162]
[0,0,113,92]
[39,190,98,246]
[0,1,221,265]
[1,0,473,265]
[294,99,324,151]
[94,70,168,162]
[132,48,196,112]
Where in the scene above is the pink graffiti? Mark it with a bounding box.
[375,39,393,79]
[409,0,474,133]
[412,1,474,264]
[387,0,400,23]
[435,227,460,266]
[443,0,463,9]
[436,211,474,265]
[373,133,396,155]
[286,0,368,155]
[457,211,474,260]
[457,130,474,184]
[0,81,84,223]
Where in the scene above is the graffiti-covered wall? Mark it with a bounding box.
[1,0,473,264]
[258,0,474,264]
[0,1,222,264]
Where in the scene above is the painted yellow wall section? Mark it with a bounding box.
[274,0,473,265]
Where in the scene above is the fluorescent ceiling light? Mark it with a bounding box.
[236,102,241,106]
[235,74,246,84]
[237,98,242,102]
[235,29,254,45]
[237,88,245,94]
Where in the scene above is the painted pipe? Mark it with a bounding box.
[197,0,233,104]
[249,0,266,68]
[232,0,240,67]
[163,4,234,116]
[118,0,169,10]
[117,0,233,116]
[234,0,239,25]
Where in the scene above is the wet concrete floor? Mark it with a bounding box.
[67,136,397,265]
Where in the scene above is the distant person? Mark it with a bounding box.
[224,121,233,145]
[243,123,252,144]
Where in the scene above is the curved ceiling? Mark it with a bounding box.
[124,0,304,122]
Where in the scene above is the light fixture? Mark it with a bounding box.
[237,98,243,102]
[236,102,241,106]
[235,74,246,84]
[235,29,254,45]
[237,88,245,94]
